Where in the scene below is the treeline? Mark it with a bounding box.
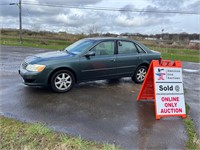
[119,32,199,41]
[1,28,199,41]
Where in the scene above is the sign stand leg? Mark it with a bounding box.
[156,116,160,120]
[182,115,186,118]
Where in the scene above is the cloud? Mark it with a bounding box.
[34,0,102,6]
[186,0,200,12]
[115,15,161,27]
[118,4,170,27]
[151,0,185,9]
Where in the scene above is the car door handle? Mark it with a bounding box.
[110,59,116,62]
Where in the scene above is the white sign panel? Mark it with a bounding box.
[154,67,186,116]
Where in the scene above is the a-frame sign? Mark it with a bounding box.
[137,60,186,120]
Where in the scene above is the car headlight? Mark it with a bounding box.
[26,64,46,72]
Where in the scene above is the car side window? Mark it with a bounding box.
[136,44,146,53]
[92,41,114,56]
[118,41,138,54]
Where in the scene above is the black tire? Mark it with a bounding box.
[132,66,148,84]
[50,70,75,93]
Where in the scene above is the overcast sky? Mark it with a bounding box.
[0,0,200,34]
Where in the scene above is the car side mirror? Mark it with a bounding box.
[118,41,122,46]
[85,51,95,57]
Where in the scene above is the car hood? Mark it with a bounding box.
[25,51,75,64]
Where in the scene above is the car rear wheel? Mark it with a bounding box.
[50,70,75,93]
[132,66,147,84]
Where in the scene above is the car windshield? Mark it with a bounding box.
[64,39,96,54]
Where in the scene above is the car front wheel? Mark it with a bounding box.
[132,66,147,84]
[50,70,75,93]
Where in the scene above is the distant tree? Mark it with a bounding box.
[155,34,161,39]
[87,25,98,35]
[31,24,41,33]
[189,34,199,40]
[179,33,189,41]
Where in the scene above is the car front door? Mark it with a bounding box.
[116,40,142,76]
[79,40,117,81]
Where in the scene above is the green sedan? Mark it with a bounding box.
[19,37,161,92]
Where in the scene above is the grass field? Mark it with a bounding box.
[1,36,68,50]
[1,35,199,62]
[151,47,200,62]
[0,116,120,150]
[184,104,200,149]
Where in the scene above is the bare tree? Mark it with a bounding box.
[31,24,41,33]
[87,25,98,35]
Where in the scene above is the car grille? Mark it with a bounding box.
[21,61,28,69]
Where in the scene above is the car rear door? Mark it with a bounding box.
[79,40,117,81]
[116,40,142,76]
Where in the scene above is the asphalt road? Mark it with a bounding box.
[0,45,199,149]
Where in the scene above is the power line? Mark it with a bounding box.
[1,2,199,15]
[21,2,199,15]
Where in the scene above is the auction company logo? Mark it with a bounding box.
[156,68,166,80]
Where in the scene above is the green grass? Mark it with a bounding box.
[151,47,200,62]
[1,36,70,50]
[1,35,200,62]
[184,104,200,150]
[161,53,199,62]
[0,116,120,150]
[151,47,199,55]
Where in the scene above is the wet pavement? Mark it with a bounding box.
[0,45,199,149]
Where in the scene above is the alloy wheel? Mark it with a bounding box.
[136,67,147,82]
[54,73,72,91]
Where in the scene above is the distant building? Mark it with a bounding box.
[163,34,170,40]
[190,40,200,44]
[117,35,128,39]
[145,37,157,41]
[189,40,200,50]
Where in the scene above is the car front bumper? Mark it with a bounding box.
[18,66,48,86]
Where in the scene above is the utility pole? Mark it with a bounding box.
[10,0,22,43]
[19,0,22,43]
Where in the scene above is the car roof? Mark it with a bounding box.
[84,37,142,46]
[84,37,133,41]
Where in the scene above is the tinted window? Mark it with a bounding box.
[64,39,96,54]
[136,44,146,53]
[92,41,114,56]
[118,41,138,54]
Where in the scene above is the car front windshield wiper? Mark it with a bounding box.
[64,49,74,55]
